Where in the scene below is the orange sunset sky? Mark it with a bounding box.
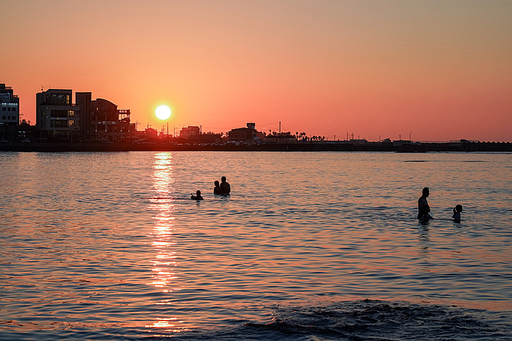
[2,0,512,141]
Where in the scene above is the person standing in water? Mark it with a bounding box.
[219,176,230,196]
[418,187,431,220]
[214,181,221,195]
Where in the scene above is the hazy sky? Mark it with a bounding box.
[2,0,511,141]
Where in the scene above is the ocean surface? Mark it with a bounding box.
[1,151,511,340]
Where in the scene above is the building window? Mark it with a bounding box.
[68,120,75,127]
[51,120,68,128]
[51,110,68,118]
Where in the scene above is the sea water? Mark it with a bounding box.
[0,151,511,340]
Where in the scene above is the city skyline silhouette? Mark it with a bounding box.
[2,1,511,142]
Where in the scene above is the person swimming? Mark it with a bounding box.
[418,187,432,221]
[191,190,203,200]
[453,204,463,222]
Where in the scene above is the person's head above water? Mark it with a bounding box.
[422,187,429,197]
[454,204,463,213]
[221,176,227,183]
[214,181,219,186]
[191,190,203,200]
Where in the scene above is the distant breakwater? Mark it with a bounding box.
[1,141,511,152]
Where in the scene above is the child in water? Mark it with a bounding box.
[213,181,221,195]
[191,190,203,200]
[453,204,463,222]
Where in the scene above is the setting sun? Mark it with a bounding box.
[155,105,171,120]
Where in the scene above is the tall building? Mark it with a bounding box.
[0,83,19,141]
[76,92,92,142]
[36,89,79,141]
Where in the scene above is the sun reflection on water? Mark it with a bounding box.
[146,152,186,334]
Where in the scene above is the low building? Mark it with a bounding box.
[265,132,297,144]
[138,127,159,143]
[350,138,367,145]
[180,126,200,139]
[90,98,135,142]
[0,83,19,141]
[228,122,265,145]
[188,133,222,144]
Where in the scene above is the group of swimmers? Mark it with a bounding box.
[193,183,463,223]
[418,187,463,223]
[191,176,231,200]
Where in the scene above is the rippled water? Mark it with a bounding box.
[1,151,511,340]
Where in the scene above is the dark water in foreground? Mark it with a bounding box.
[1,151,511,340]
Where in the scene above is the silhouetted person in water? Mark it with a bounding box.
[453,204,463,223]
[214,180,221,195]
[191,190,203,200]
[418,187,432,221]
[219,176,230,196]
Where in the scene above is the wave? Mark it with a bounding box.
[1,300,510,340]
[167,300,511,340]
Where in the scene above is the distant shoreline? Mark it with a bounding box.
[1,141,511,152]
